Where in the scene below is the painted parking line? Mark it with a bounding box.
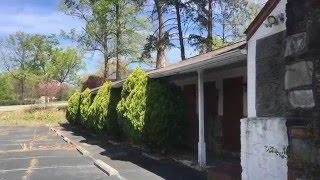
[0,126,115,180]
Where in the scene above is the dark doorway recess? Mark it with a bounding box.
[223,77,243,152]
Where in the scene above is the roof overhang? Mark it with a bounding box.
[245,0,280,40]
[149,49,246,78]
[91,42,247,93]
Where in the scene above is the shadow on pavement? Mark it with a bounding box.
[59,123,206,180]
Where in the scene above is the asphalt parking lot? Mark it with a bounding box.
[0,126,111,180]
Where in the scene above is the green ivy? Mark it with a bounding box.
[117,68,148,142]
[80,88,92,127]
[66,91,81,124]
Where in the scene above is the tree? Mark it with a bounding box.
[38,80,63,103]
[0,32,33,104]
[215,0,261,43]
[163,0,187,60]
[61,0,147,79]
[0,74,17,105]
[48,48,84,84]
[188,0,215,53]
[141,0,172,68]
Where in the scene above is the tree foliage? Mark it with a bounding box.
[0,74,17,105]
[0,32,84,104]
[61,0,147,79]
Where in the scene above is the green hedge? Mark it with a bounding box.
[89,82,122,135]
[90,82,111,133]
[106,88,122,136]
[117,68,186,149]
[79,88,92,127]
[144,79,186,150]
[67,68,186,151]
[117,69,148,142]
[66,91,81,124]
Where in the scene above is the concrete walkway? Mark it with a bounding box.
[55,124,206,180]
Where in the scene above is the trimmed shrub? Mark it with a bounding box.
[117,69,148,142]
[66,91,81,124]
[143,79,186,150]
[90,82,112,133]
[79,88,92,127]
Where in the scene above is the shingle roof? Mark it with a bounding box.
[91,40,247,93]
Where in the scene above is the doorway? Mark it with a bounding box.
[222,77,243,152]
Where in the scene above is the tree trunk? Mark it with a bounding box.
[20,78,25,105]
[207,0,213,52]
[103,53,109,79]
[155,0,166,69]
[175,2,186,60]
[115,2,121,80]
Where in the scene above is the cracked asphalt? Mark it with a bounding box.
[0,126,111,180]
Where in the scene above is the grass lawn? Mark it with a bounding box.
[0,108,67,126]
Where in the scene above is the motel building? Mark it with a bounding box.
[93,0,320,179]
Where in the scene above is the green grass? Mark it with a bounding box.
[0,108,67,126]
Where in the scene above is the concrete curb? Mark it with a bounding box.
[76,146,90,156]
[48,126,120,177]
[94,159,119,176]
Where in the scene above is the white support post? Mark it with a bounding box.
[197,70,206,167]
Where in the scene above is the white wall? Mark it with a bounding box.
[243,1,289,180]
[247,0,287,117]
[241,118,288,180]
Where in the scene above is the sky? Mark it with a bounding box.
[0,0,193,75]
[0,0,267,75]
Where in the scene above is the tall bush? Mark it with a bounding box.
[80,88,92,126]
[117,68,186,149]
[106,88,122,136]
[90,82,112,133]
[66,91,81,124]
[117,69,148,142]
[144,79,186,150]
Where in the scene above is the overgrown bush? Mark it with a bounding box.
[66,91,81,124]
[117,68,186,149]
[90,82,112,133]
[106,88,122,136]
[79,88,92,127]
[143,79,186,150]
[117,69,148,142]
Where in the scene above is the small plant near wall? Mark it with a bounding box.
[66,91,81,124]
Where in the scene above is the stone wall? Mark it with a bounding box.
[285,0,320,118]
[241,117,288,180]
[256,31,287,117]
